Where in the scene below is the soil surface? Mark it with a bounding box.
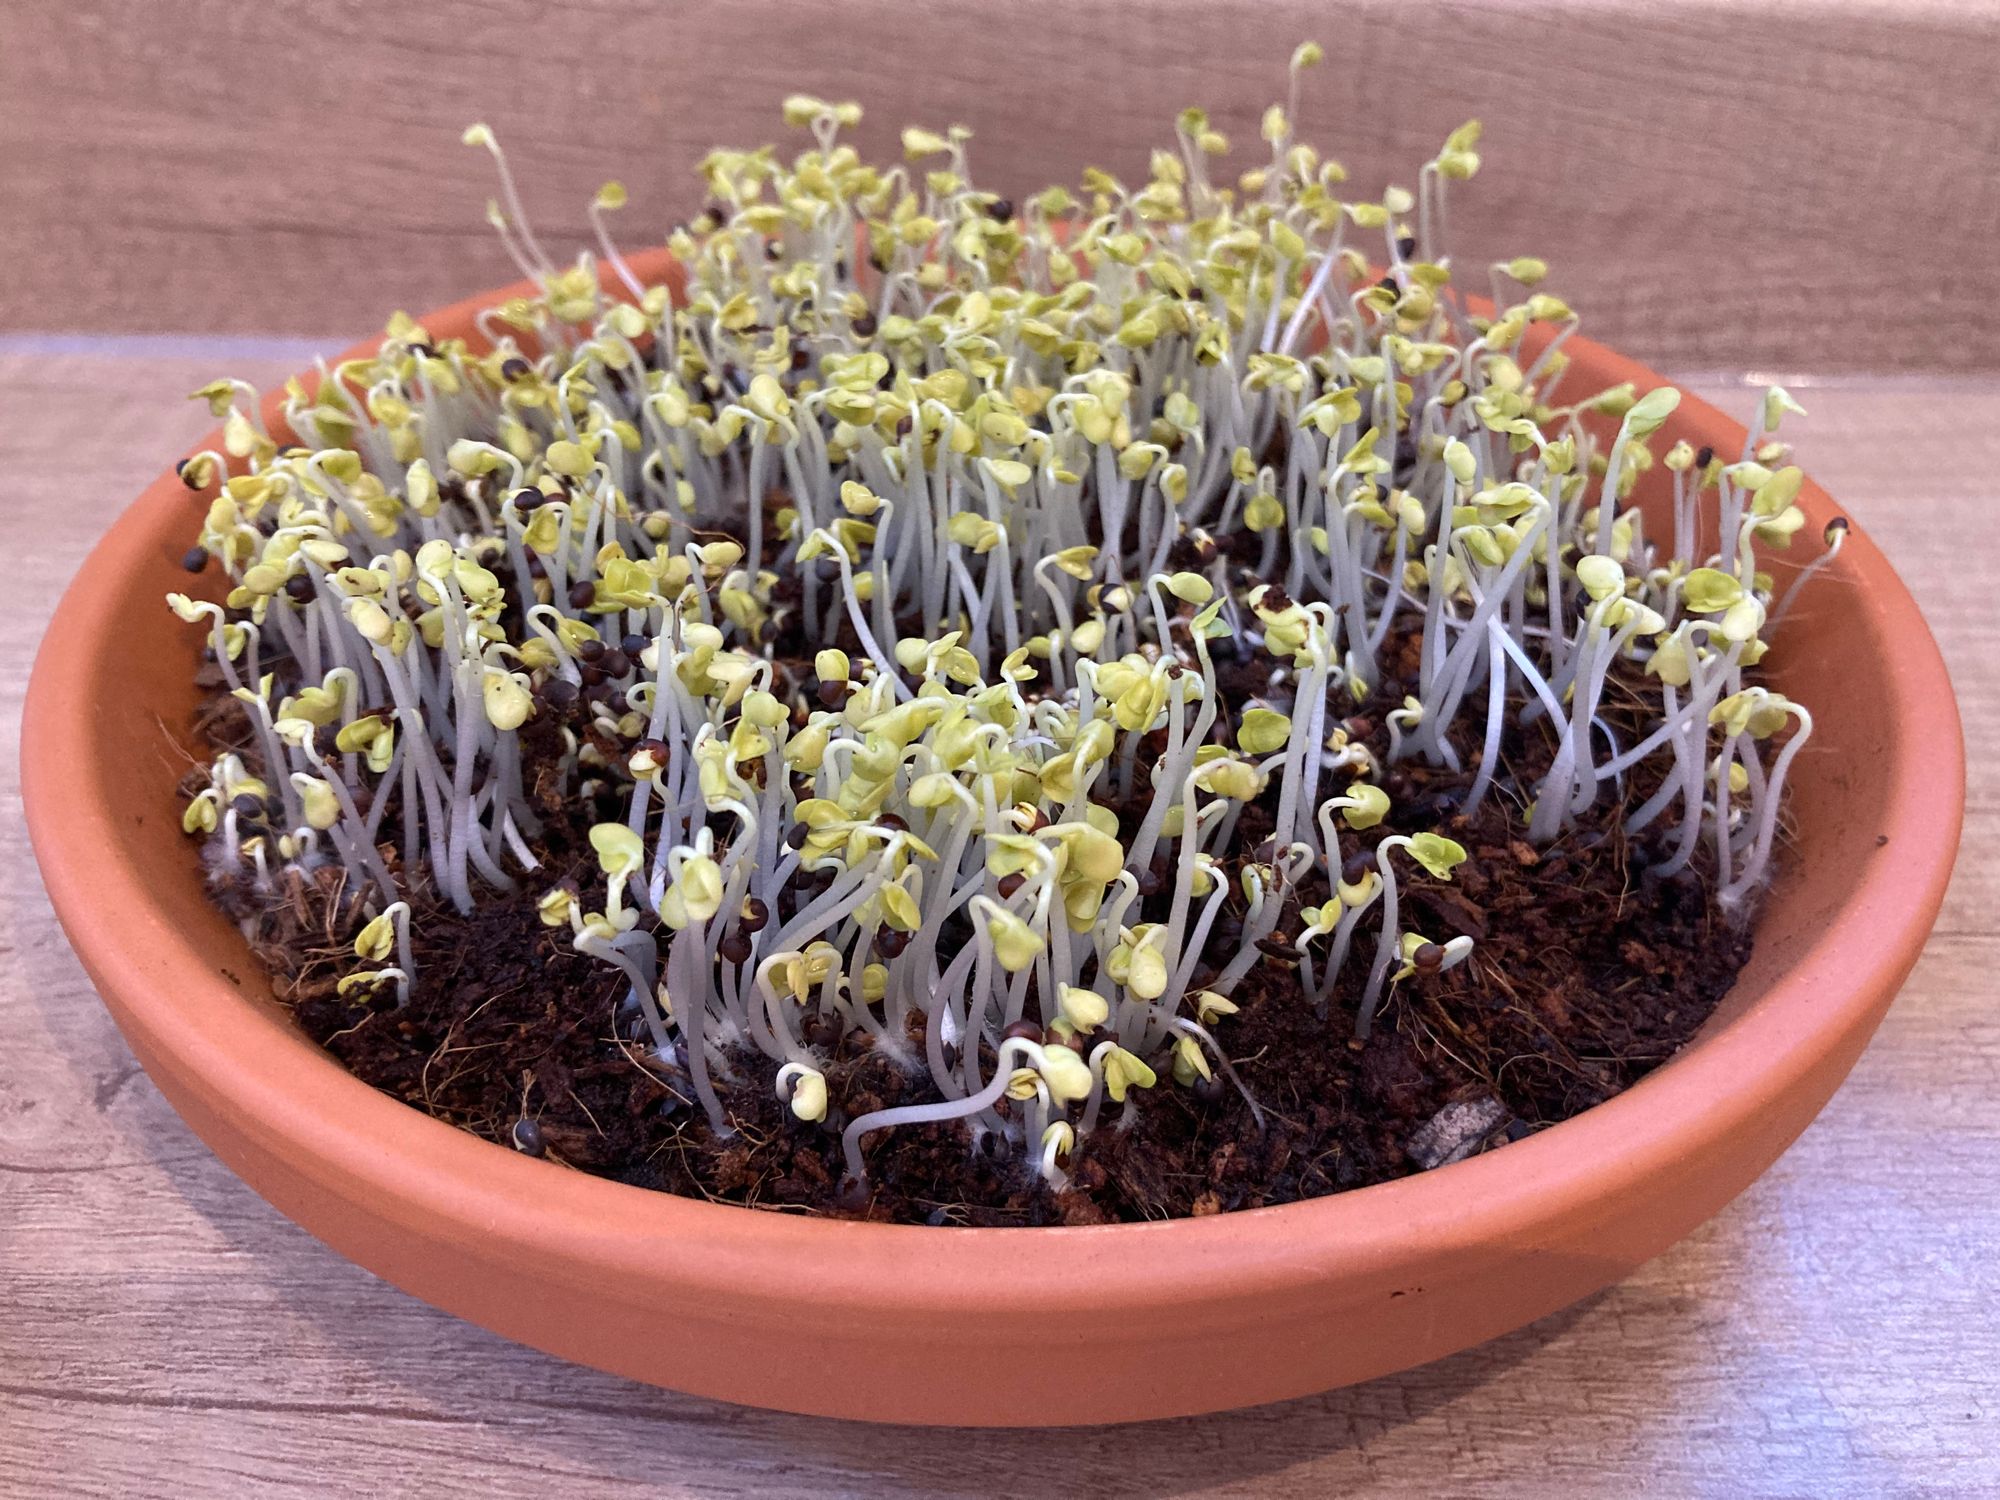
[200,624,1759,1226]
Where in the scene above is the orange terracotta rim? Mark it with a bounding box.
[22,252,1964,1424]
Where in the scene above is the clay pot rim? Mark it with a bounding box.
[23,252,1963,1325]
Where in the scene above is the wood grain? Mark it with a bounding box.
[6,0,2000,373]
[0,356,1994,1495]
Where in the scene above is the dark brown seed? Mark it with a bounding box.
[1255,935,1297,960]
[985,197,1014,222]
[740,897,770,932]
[1410,791,1457,825]
[996,873,1026,900]
[1413,942,1444,972]
[1342,852,1375,884]
[620,633,650,657]
[1192,1074,1226,1104]
[817,680,849,708]
[718,931,753,965]
[876,928,910,959]
[567,580,597,610]
[1396,234,1417,259]
[851,312,878,338]
[510,488,542,511]
[575,638,606,664]
[179,545,209,573]
[598,647,632,678]
[1694,445,1714,469]
[786,822,811,850]
[284,573,314,602]
[876,812,908,834]
[500,357,531,381]
[540,678,580,710]
[1002,1019,1042,1043]
[510,1117,546,1156]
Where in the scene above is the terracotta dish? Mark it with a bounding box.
[24,253,1962,1425]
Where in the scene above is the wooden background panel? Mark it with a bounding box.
[5,0,2000,371]
[1,359,1994,1495]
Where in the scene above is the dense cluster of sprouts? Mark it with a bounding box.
[171,47,1832,1199]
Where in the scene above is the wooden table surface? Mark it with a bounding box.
[1,353,1994,1497]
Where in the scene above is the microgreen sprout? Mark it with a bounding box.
[168,45,1832,1205]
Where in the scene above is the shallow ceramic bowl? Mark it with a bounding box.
[24,253,1963,1425]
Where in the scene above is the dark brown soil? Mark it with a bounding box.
[206,624,1760,1227]
[1063,812,1746,1223]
